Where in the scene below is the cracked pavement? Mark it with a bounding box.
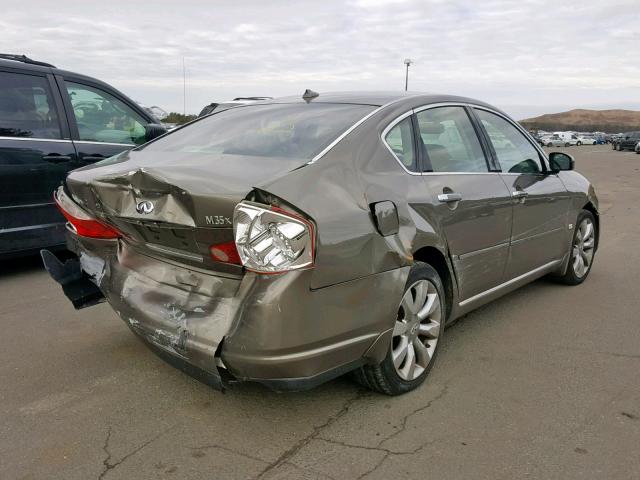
[1,145,639,479]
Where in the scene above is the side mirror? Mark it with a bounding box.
[549,152,575,172]
[144,123,167,142]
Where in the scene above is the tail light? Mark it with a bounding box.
[233,201,315,273]
[54,187,121,239]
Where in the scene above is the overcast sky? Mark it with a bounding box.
[3,0,639,118]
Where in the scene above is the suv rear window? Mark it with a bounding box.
[143,103,376,160]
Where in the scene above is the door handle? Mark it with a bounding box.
[512,191,529,199]
[437,193,463,203]
[42,154,72,163]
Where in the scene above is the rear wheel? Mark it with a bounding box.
[577,141,582,146]
[353,262,445,395]
[565,142,570,147]
[557,210,597,285]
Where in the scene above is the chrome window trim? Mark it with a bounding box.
[380,101,553,175]
[0,136,71,143]
[307,98,408,165]
[380,110,418,175]
[382,101,499,176]
[74,140,135,147]
[306,105,385,165]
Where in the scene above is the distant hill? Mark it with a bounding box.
[520,109,640,133]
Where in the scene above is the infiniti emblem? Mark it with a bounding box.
[136,200,154,214]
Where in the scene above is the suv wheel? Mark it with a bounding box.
[353,262,445,395]
[557,210,597,285]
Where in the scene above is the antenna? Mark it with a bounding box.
[302,89,319,103]
[183,56,186,115]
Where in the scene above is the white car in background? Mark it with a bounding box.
[544,134,574,147]
[576,134,597,145]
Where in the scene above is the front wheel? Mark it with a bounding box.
[353,262,445,395]
[577,141,582,146]
[565,142,570,147]
[557,210,597,285]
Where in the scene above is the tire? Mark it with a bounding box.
[556,210,597,285]
[577,141,582,146]
[565,142,570,147]
[353,262,445,395]
[547,142,553,147]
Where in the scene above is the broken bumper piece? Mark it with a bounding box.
[40,249,105,309]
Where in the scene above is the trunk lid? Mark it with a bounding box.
[65,149,305,270]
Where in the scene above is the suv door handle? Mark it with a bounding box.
[437,193,463,203]
[80,155,106,162]
[42,154,72,163]
[512,191,529,199]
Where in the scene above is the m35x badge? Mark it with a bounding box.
[136,200,154,214]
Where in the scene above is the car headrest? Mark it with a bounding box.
[418,121,444,135]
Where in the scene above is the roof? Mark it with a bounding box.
[0,58,117,91]
[268,91,499,112]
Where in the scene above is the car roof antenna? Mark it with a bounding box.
[302,89,319,102]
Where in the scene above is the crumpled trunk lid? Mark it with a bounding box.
[65,150,304,271]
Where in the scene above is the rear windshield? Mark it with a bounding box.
[143,103,376,159]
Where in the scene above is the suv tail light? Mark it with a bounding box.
[233,201,315,273]
[54,187,121,239]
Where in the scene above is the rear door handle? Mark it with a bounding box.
[42,154,72,163]
[512,191,529,199]
[437,193,463,203]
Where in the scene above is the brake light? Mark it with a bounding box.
[209,241,242,265]
[233,201,315,273]
[54,187,121,239]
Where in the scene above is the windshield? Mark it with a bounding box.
[143,103,376,160]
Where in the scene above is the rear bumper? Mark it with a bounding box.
[46,234,407,391]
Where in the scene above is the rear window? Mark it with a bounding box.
[142,103,376,160]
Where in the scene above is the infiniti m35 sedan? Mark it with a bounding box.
[43,91,599,395]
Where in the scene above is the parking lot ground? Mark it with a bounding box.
[1,144,639,479]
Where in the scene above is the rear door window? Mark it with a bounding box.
[0,71,61,139]
[416,106,488,172]
[65,82,147,145]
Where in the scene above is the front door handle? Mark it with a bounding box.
[42,154,72,163]
[437,193,463,203]
[512,191,529,199]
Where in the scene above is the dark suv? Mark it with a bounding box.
[0,54,166,258]
[616,131,640,151]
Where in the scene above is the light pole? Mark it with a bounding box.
[404,58,413,91]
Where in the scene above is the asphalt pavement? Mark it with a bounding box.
[1,144,639,479]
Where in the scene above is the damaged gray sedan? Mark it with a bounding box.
[43,92,599,395]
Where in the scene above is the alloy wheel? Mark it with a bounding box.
[392,279,441,381]
[572,218,595,278]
